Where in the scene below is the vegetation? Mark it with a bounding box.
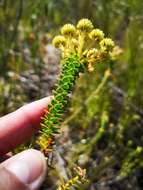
[0,0,143,189]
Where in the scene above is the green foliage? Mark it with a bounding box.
[0,0,143,189]
[40,55,83,141]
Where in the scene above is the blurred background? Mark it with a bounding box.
[0,0,143,189]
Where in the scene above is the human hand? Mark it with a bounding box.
[0,97,52,190]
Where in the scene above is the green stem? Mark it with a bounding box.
[38,54,83,150]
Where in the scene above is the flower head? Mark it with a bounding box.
[87,48,98,60]
[110,46,123,60]
[52,35,66,48]
[61,24,76,37]
[89,29,104,42]
[100,38,115,52]
[86,49,99,72]
[52,19,116,64]
[77,18,93,32]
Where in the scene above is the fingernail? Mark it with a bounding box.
[4,149,47,188]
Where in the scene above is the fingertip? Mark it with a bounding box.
[0,96,53,155]
[1,149,47,189]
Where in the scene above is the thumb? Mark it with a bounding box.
[0,149,47,190]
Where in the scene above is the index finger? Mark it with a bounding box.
[0,97,52,156]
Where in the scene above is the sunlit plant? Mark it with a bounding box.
[37,18,115,154]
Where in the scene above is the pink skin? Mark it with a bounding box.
[0,97,52,156]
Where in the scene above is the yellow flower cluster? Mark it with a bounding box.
[52,18,116,72]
